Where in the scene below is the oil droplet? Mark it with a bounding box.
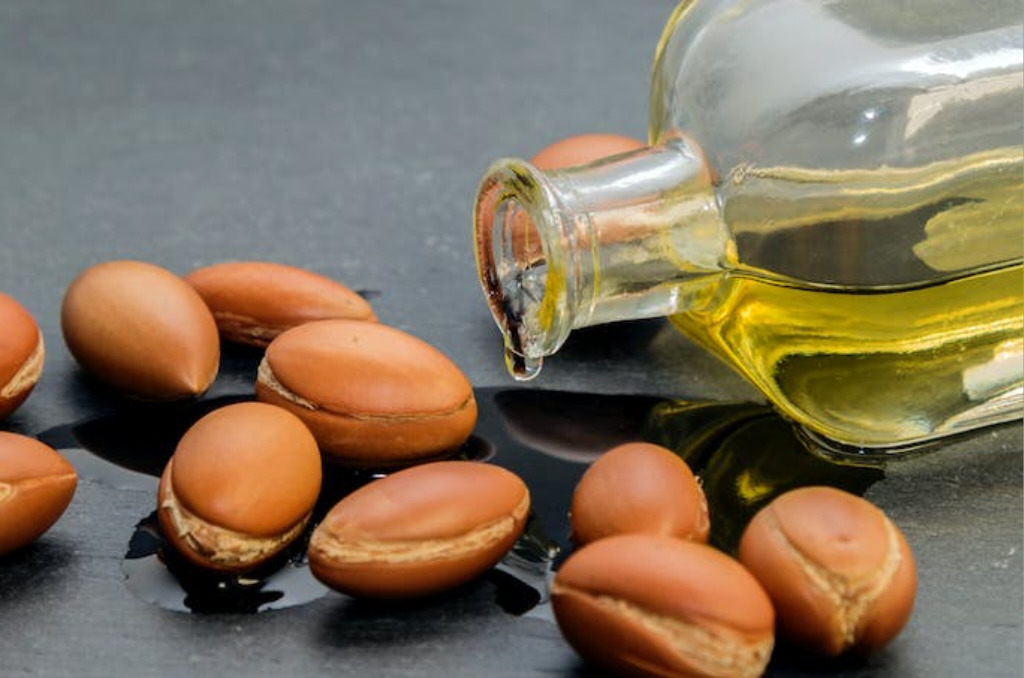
[505,345,542,381]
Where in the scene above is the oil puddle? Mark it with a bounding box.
[122,511,328,614]
[488,389,883,556]
[36,387,884,615]
[36,394,494,615]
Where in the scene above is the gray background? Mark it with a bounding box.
[0,1,1020,676]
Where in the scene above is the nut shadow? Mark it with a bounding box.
[39,393,254,479]
[557,318,665,364]
[56,339,263,421]
[766,638,895,674]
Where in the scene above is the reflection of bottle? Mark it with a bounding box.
[681,415,885,553]
[473,0,1023,453]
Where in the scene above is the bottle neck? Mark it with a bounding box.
[473,138,729,380]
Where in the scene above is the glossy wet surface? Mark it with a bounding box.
[37,386,884,616]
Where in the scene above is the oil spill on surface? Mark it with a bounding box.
[488,389,885,556]
[36,394,495,615]
[37,394,253,482]
[123,511,328,614]
[36,387,885,615]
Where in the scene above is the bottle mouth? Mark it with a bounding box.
[473,159,576,381]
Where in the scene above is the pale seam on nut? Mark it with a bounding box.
[695,475,710,535]
[766,509,903,649]
[551,582,773,678]
[311,491,529,565]
[258,357,476,422]
[214,311,280,342]
[1,332,44,398]
[0,482,12,503]
[162,493,308,566]
[161,465,308,566]
[257,357,320,410]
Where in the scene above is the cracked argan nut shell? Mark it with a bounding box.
[551,535,774,678]
[61,260,220,400]
[183,261,377,347]
[0,292,44,421]
[0,432,77,556]
[256,319,477,467]
[157,401,322,572]
[570,442,709,546]
[308,460,530,598]
[738,486,917,657]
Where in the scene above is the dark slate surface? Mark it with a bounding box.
[0,2,1020,676]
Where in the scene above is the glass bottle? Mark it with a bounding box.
[473,0,1023,454]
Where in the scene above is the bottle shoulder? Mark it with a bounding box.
[650,0,1023,174]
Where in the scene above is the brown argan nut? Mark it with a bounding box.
[157,401,322,572]
[738,486,917,657]
[570,441,709,546]
[183,261,378,347]
[61,260,220,400]
[552,535,774,678]
[256,319,477,467]
[530,133,647,170]
[308,460,530,598]
[0,432,77,556]
[0,292,44,420]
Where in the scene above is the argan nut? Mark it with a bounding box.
[738,486,917,657]
[256,319,477,466]
[552,535,774,678]
[0,432,77,556]
[0,292,44,420]
[308,460,530,598]
[183,261,377,347]
[570,442,709,546]
[530,133,646,170]
[157,401,322,572]
[61,260,220,400]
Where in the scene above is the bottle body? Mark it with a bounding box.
[473,0,1023,452]
[667,265,1021,449]
[650,0,1023,288]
